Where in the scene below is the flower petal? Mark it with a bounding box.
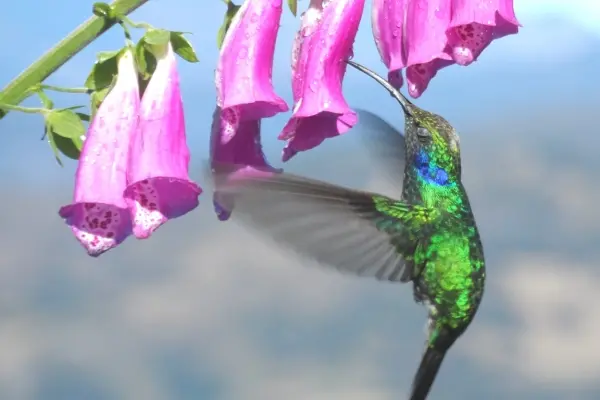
[447,0,520,65]
[124,43,202,239]
[280,0,364,161]
[404,0,453,98]
[59,203,132,257]
[216,0,289,120]
[58,49,138,257]
[280,111,357,162]
[210,106,280,220]
[405,58,454,98]
[371,0,408,88]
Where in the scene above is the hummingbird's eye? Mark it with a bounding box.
[416,126,431,143]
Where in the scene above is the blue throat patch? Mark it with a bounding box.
[414,149,449,186]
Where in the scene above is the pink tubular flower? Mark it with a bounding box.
[124,42,202,239]
[58,49,138,257]
[371,0,520,98]
[210,106,280,221]
[371,0,409,88]
[404,0,454,98]
[279,0,364,162]
[215,0,289,121]
[447,0,520,66]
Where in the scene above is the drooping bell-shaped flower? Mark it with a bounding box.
[209,106,280,221]
[446,0,520,66]
[215,0,289,121]
[124,42,202,239]
[58,49,138,257]
[279,0,364,162]
[371,0,520,98]
[371,0,408,89]
[404,0,454,98]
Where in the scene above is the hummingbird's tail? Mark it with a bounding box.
[409,346,447,400]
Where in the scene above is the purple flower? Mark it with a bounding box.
[215,0,289,121]
[124,42,202,239]
[58,49,138,257]
[210,106,279,221]
[371,0,409,88]
[404,0,454,98]
[279,0,364,162]
[446,0,520,66]
[371,0,520,98]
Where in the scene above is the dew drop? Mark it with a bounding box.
[292,98,303,114]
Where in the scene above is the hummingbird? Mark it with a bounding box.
[211,60,485,400]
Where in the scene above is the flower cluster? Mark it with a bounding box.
[212,0,519,166]
[60,0,520,255]
[372,0,520,98]
[59,42,201,257]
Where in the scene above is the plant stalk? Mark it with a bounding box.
[0,0,149,119]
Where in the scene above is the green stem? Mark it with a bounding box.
[0,103,46,114]
[40,84,91,94]
[120,15,154,30]
[0,0,149,120]
[119,21,135,43]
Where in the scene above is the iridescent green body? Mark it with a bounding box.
[399,106,485,340]
[366,80,486,399]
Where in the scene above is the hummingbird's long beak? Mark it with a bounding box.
[346,60,413,117]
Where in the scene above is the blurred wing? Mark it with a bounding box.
[356,109,406,196]
[213,165,439,283]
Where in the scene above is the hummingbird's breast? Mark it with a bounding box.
[414,217,485,329]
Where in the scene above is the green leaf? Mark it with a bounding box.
[287,0,297,16]
[217,3,241,50]
[90,86,111,119]
[170,32,199,63]
[135,39,148,76]
[46,109,86,139]
[135,39,157,80]
[77,112,90,122]
[97,49,121,63]
[85,50,121,91]
[46,116,84,162]
[144,29,170,46]
[53,133,83,160]
[46,124,63,166]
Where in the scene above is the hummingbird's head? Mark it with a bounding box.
[347,60,462,179]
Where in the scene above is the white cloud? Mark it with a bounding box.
[515,1,600,37]
[480,0,600,63]
[466,254,600,386]
[0,192,408,399]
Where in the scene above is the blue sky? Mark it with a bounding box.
[1,1,600,399]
